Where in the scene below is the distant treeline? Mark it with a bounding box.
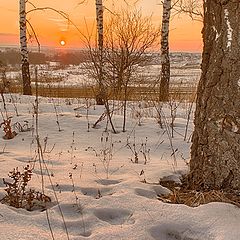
[0,49,90,66]
[0,49,201,67]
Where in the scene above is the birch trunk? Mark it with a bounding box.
[19,0,31,95]
[159,0,171,102]
[95,0,116,133]
[188,0,240,190]
[95,0,104,105]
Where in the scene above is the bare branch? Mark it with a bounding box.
[26,1,37,9]
[26,19,41,52]
[26,6,87,43]
[103,6,117,16]
[172,0,203,22]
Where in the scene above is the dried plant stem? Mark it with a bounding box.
[161,110,177,170]
[34,67,69,240]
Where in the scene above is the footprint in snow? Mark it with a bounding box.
[45,184,81,193]
[94,208,135,225]
[134,188,157,199]
[0,191,5,199]
[152,185,172,196]
[96,179,121,186]
[15,156,32,163]
[80,187,114,198]
[32,169,51,176]
[149,223,210,240]
[0,178,5,187]
[52,203,85,219]
[65,219,92,237]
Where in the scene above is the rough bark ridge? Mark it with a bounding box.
[19,0,31,95]
[189,0,240,190]
[159,0,171,101]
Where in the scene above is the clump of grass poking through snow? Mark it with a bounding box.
[1,165,51,211]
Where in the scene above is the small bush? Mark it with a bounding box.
[1,165,51,211]
[0,118,17,140]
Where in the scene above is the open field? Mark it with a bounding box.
[4,55,200,101]
[8,83,197,101]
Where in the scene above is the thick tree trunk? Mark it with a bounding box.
[189,0,240,190]
[95,0,104,105]
[19,0,31,95]
[159,0,171,102]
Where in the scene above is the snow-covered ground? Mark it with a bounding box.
[0,94,239,240]
[6,61,201,88]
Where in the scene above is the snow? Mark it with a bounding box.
[224,9,233,49]
[212,26,220,41]
[232,122,239,133]
[6,54,201,88]
[0,94,239,240]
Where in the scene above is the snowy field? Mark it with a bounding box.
[7,64,201,87]
[5,53,201,88]
[0,94,240,240]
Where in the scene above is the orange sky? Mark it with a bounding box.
[0,0,203,52]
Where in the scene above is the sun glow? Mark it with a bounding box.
[60,40,66,46]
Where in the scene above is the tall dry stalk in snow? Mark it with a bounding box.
[34,68,69,240]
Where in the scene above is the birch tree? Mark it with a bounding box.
[95,0,117,132]
[95,0,104,105]
[159,0,171,101]
[19,0,31,95]
[188,0,240,190]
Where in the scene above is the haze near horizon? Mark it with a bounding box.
[0,0,203,52]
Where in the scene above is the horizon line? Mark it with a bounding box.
[0,44,202,53]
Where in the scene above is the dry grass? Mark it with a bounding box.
[159,189,240,207]
[158,179,240,208]
[7,83,197,102]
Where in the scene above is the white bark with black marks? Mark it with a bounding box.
[96,0,103,50]
[159,0,171,101]
[95,0,116,132]
[19,0,31,95]
[95,0,104,105]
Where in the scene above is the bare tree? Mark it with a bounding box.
[80,0,117,133]
[19,0,32,95]
[188,0,240,190]
[104,9,160,132]
[84,9,159,132]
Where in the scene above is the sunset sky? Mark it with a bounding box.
[0,0,203,52]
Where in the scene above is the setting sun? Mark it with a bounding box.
[60,40,66,46]
[0,0,203,51]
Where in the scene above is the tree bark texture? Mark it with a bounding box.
[95,0,104,105]
[189,0,240,190]
[159,0,171,102]
[19,0,31,95]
